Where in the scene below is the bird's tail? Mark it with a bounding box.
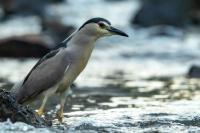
[10,81,23,98]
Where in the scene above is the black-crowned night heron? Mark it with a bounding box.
[12,17,128,122]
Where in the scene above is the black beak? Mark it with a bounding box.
[107,26,129,37]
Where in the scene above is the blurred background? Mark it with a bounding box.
[0,0,200,87]
[1,0,200,132]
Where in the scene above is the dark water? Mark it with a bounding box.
[1,0,200,132]
[2,76,200,132]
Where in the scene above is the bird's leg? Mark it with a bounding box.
[57,104,64,122]
[57,87,72,122]
[37,95,48,116]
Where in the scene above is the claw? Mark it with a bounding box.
[37,107,44,116]
[56,106,64,122]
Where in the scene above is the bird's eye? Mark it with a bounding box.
[98,23,106,29]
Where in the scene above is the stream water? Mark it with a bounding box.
[1,0,200,132]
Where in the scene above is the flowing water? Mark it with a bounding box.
[1,0,200,132]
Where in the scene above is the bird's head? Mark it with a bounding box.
[78,17,129,38]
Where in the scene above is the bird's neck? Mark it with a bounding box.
[71,30,99,46]
[67,31,99,61]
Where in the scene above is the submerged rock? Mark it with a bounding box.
[0,89,51,127]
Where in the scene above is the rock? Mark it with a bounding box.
[0,35,53,58]
[131,0,191,27]
[0,89,51,127]
[187,65,200,78]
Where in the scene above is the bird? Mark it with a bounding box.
[12,17,128,122]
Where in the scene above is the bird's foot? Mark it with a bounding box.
[36,107,44,116]
[56,113,64,123]
[56,106,64,122]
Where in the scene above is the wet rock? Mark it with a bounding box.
[0,35,53,58]
[187,65,200,78]
[0,89,51,127]
[131,0,191,27]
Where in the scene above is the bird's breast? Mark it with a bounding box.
[56,55,90,92]
[56,44,94,92]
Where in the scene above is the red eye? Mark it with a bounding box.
[98,23,106,28]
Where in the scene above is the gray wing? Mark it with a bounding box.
[16,49,70,104]
[22,49,60,85]
[11,49,60,94]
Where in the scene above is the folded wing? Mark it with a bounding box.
[16,49,70,104]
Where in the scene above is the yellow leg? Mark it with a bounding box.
[56,87,71,122]
[57,105,64,122]
[37,106,44,116]
[36,95,48,116]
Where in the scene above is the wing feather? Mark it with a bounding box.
[16,49,70,103]
[22,49,60,85]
